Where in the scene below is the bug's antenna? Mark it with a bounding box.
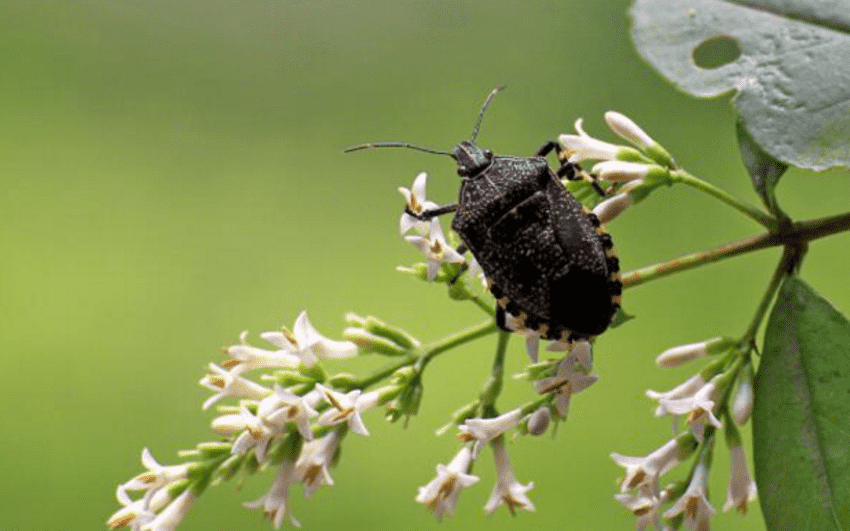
[469,85,506,143]
[343,142,455,158]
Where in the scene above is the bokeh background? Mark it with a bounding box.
[3,1,849,530]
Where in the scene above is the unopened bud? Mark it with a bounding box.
[526,406,551,436]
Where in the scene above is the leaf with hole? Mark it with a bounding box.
[753,276,850,530]
[631,0,850,171]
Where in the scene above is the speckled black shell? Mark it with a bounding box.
[451,154,621,340]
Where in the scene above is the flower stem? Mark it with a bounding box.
[671,169,775,229]
[739,245,801,346]
[622,211,850,289]
[421,319,499,367]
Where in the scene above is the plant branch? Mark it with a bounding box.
[622,211,850,289]
[671,169,776,229]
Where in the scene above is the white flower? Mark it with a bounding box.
[615,486,669,531]
[591,160,653,182]
[211,413,248,437]
[611,437,685,494]
[732,367,754,426]
[502,313,541,362]
[231,406,276,462]
[415,446,480,521]
[525,407,551,436]
[658,379,723,441]
[604,111,655,149]
[458,408,524,458]
[399,172,440,234]
[723,444,757,514]
[200,363,271,410]
[483,440,535,515]
[244,459,300,528]
[121,448,193,494]
[533,345,598,419]
[314,383,380,436]
[295,430,341,499]
[141,489,196,531]
[259,385,318,440]
[592,192,635,225]
[223,331,301,375]
[559,119,623,162]
[646,374,706,421]
[663,461,715,531]
[405,219,466,281]
[108,487,171,530]
[654,338,732,369]
[262,311,357,367]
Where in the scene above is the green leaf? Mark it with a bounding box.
[754,276,850,530]
[631,0,850,171]
[735,119,788,218]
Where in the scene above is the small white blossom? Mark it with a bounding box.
[592,192,635,225]
[231,406,276,462]
[611,437,684,494]
[615,486,670,531]
[141,489,196,531]
[663,461,715,531]
[484,440,535,515]
[399,172,441,234]
[223,331,301,375]
[591,160,652,182]
[314,383,380,436]
[533,344,598,419]
[121,448,193,494]
[415,446,480,521]
[655,342,709,368]
[646,374,707,421]
[211,413,248,437]
[659,379,723,441]
[262,311,357,367]
[244,459,301,528]
[604,111,655,149]
[732,368,754,426]
[259,385,318,440]
[108,487,171,531]
[559,119,623,162]
[405,219,466,281]
[502,312,541,362]
[526,406,551,436]
[295,430,341,499]
[200,363,271,410]
[458,408,524,458]
[723,444,757,514]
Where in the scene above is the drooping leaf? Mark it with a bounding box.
[631,0,850,171]
[754,276,850,530]
[736,119,788,218]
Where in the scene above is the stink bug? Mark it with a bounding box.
[346,87,622,341]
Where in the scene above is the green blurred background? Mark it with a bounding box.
[3,1,850,530]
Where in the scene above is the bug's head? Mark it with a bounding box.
[452,141,493,178]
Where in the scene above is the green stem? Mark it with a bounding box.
[739,246,799,346]
[354,355,418,390]
[622,210,850,289]
[672,169,775,229]
[421,319,499,367]
[471,295,496,316]
[482,331,510,415]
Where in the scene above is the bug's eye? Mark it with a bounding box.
[484,149,493,158]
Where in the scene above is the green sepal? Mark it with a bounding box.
[645,143,675,168]
[327,372,359,390]
[195,442,231,459]
[214,453,247,484]
[343,328,408,356]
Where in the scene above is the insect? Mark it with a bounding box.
[346,87,622,341]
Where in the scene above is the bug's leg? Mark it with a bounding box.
[495,306,511,332]
[536,141,606,197]
[407,202,459,221]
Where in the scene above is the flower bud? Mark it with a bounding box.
[732,363,754,426]
[655,337,734,368]
[592,193,634,224]
[526,406,551,436]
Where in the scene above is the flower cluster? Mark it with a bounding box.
[612,337,757,530]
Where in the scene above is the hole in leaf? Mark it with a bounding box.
[692,35,741,69]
